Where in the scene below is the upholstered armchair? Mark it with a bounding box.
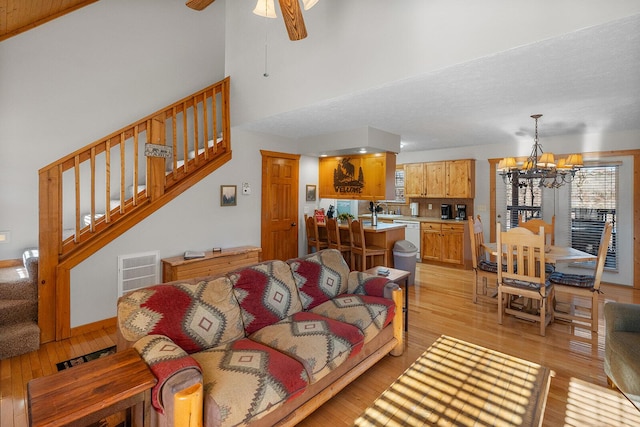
[604,302,640,410]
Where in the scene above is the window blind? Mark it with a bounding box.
[569,165,618,269]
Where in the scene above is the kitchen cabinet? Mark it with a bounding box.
[403,159,475,198]
[420,221,470,268]
[404,163,426,197]
[319,152,396,200]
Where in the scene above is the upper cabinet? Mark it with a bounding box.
[319,152,396,200]
[404,159,475,198]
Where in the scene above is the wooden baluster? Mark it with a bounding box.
[120,133,125,214]
[74,156,80,242]
[171,106,178,178]
[193,95,199,166]
[182,102,188,173]
[212,88,218,154]
[203,93,209,160]
[133,125,139,205]
[90,147,96,232]
[105,139,111,224]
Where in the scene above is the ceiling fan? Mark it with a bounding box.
[185,0,317,41]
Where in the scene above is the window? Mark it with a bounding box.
[570,165,618,269]
[497,163,618,270]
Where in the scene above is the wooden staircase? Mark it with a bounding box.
[0,249,40,359]
[37,77,231,343]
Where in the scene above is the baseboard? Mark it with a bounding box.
[71,317,116,337]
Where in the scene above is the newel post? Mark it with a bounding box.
[147,114,167,202]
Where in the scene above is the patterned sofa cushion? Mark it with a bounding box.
[347,272,392,297]
[309,294,395,343]
[229,260,303,335]
[249,311,364,383]
[287,249,350,310]
[191,338,308,427]
[134,335,202,413]
[118,276,245,353]
[549,271,595,288]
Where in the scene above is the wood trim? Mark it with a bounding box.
[0,259,22,268]
[71,317,117,337]
[489,148,640,288]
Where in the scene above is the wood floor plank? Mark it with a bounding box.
[3,263,639,427]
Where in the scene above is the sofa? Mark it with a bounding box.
[117,249,404,427]
[604,301,640,410]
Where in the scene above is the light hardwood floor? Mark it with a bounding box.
[2,263,639,427]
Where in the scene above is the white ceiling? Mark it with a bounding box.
[240,13,640,154]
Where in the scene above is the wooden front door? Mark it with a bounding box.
[260,151,300,261]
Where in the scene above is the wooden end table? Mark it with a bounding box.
[28,348,157,427]
[364,266,410,331]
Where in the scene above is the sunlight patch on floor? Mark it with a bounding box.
[563,377,640,426]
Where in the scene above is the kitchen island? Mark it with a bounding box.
[318,221,405,268]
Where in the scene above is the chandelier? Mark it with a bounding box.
[498,114,583,188]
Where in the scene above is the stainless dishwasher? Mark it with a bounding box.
[392,219,421,259]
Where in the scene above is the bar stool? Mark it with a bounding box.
[326,218,351,269]
[349,220,387,271]
[305,215,328,253]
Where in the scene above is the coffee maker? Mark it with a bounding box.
[441,204,452,220]
[456,204,467,220]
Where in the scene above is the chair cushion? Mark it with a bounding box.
[249,311,364,383]
[309,294,395,343]
[478,260,503,273]
[549,271,595,288]
[192,338,308,426]
[287,249,349,310]
[229,260,303,335]
[502,278,552,291]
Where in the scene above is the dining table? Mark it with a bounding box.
[481,242,597,264]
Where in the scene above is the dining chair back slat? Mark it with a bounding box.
[497,223,554,336]
[468,215,498,304]
[518,214,555,245]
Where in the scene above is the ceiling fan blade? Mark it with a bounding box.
[185,0,216,11]
[278,0,307,41]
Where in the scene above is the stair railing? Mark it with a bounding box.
[38,77,231,342]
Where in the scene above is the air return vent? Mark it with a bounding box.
[117,251,160,296]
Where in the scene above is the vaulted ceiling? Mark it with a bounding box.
[0,0,98,42]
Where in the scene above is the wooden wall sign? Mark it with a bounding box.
[319,152,396,200]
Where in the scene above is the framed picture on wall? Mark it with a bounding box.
[220,185,237,206]
[306,185,317,202]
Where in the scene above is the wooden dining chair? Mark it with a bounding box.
[305,215,328,254]
[349,220,387,271]
[468,215,499,304]
[497,223,554,336]
[326,217,351,269]
[518,214,555,245]
[550,222,613,332]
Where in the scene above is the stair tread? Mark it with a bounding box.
[0,320,40,359]
[0,299,37,325]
